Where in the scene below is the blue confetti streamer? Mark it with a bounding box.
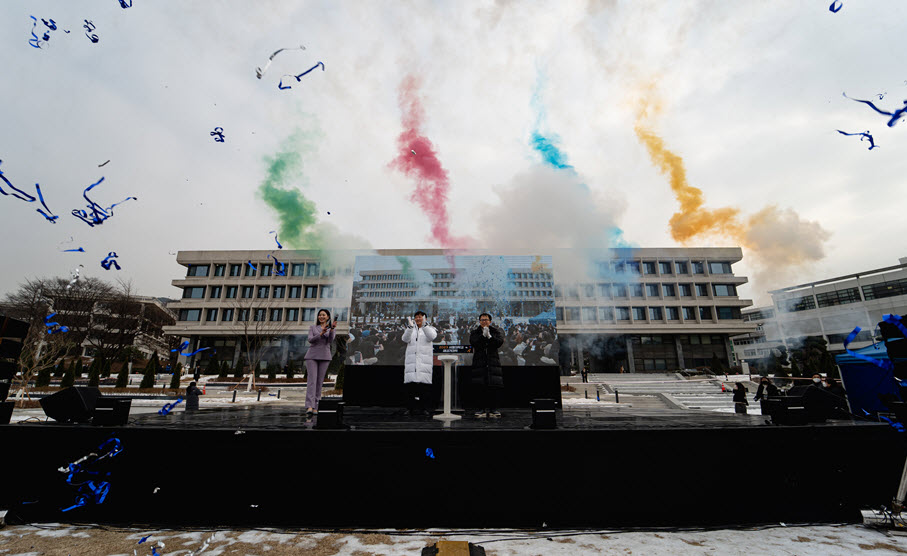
[182,347,213,357]
[60,436,122,512]
[44,312,69,334]
[118,0,133,8]
[171,341,189,353]
[268,254,286,276]
[101,252,121,270]
[210,127,225,142]
[158,397,184,416]
[829,0,842,13]
[843,92,907,128]
[836,129,878,150]
[269,230,283,249]
[843,326,894,370]
[278,62,324,90]
[425,448,435,459]
[138,535,151,545]
[71,176,137,227]
[880,415,905,432]
[28,16,42,48]
[883,314,907,340]
[247,260,258,272]
[0,160,59,222]
[170,340,214,357]
[63,247,85,253]
[83,20,98,44]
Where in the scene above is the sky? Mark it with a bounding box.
[1,0,906,306]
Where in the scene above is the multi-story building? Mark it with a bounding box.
[164,248,755,373]
[732,258,907,367]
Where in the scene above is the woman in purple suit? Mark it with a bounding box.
[305,309,336,416]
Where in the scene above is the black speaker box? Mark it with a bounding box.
[314,398,347,429]
[0,401,13,425]
[91,398,132,426]
[40,387,101,423]
[530,398,557,429]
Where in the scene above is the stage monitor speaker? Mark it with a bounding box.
[762,396,810,425]
[91,398,132,426]
[40,386,101,423]
[0,401,13,425]
[530,398,557,429]
[314,397,347,429]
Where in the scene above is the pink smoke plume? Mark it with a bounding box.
[389,75,472,249]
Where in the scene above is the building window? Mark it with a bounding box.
[304,286,318,299]
[260,264,273,277]
[599,307,614,321]
[713,284,737,297]
[631,284,644,297]
[695,284,709,297]
[646,284,660,297]
[659,262,673,275]
[708,261,732,274]
[566,307,580,321]
[692,261,705,274]
[675,261,688,274]
[214,264,225,277]
[229,263,242,277]
[679,283,692,297]
[649,307,663,320]
[254,308,266,321]
[333,307,349,321]
[270,308,282,322]
[642,359,668,370]
[286,308,299,322]
[663,284,676,297]
[582,307,597,321]
[666,307,679,320]
[244,263,257,277]
[209,286,222,299]
[306,263,320,277]
[816,288,861,308]
[256,286,269,298]
[241,286,253,298]
[583,284,594,297]
[643,261,657,275]
[861,279,907,301]
[205,308,218,322]
[699,306,713,320]
[182,287,205,299]
[302,308,317,321]
[598,284,612,298]
[186,265,209,277]
[222,308,234,322]
[780,295,816,312]
[179,309,201,321]
[632,307,647,321]
[289,285,301,298]
[226,285,237,299]
[616,307,630,321]
[613,284,628,297]
[238,309,249,321]
[717,307,741,320]
[321,285,334,298]
[682,306,697,320]
[626,261,641,275]
[273,286,285,299]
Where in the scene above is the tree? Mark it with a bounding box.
[11,312,76,404]
[60,364,75,388]
[35,365,52,387]
[267,361,277,381]
[286,359,296,380]
[219,361,229,378]
[87,363,101,387]
[101,358,112,378]
[140,352,159,389]
[115,363,129,387]
[169,363,181,389]
[206,356,220,376]
[234,358,244,379]
[73,358,84,378]
[710,352,725,375]
[232,298,291,391]
[53,359,67,378]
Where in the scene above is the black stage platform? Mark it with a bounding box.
[1,403,904,529]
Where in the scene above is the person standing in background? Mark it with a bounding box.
[304,309,336,416]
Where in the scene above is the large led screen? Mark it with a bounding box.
[347,254,559,366]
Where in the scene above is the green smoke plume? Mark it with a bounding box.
[258,128,324,249]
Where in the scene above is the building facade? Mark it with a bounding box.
[164,248,755,373]
[732,258,907,367]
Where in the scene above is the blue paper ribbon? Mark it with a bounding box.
[269,230,283,249]
[158,397,184,416]
[28,16,43,48]
[425,448,435,459]
[843,326,894,370]
[101,252,121,270]
[268,254,286,276]
[72,176,137,227]
[119,0,133,8]
[0,160,59,222]
[843,92,907,128]
[247,261,257,272]
[836,129,877,150]
[278,62,324,90]
[44,312,70,334]
[210,127,225,142]
[829,1,843,13]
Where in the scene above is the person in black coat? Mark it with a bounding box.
[732,382,748,414]
[754,376,779,402]
[186,381,203,411]
[468,313,505,418]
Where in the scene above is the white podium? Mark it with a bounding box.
[433,355,461,421]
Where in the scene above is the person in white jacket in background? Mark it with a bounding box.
[402,310,438,417]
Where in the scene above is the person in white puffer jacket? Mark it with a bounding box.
[402,310,438,416]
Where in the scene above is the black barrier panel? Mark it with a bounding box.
[342,365,562,409]
[39,387,101,423]
[91,398,132,426]
[0,401,13,425]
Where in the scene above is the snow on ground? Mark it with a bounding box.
[1,523,906,555]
